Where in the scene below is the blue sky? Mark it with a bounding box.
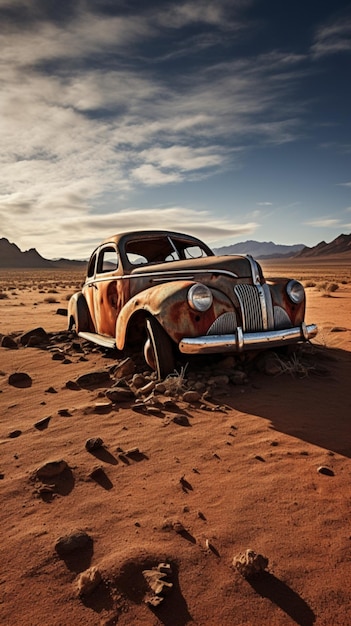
[1,0,351,260]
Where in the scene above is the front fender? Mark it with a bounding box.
[115,280,233,350]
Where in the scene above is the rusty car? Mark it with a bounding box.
[68,230,318,378]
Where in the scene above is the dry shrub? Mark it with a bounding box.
[273,352,314,378]
[44,296,59,304]
[316,281,339,295]
[304,280,316,288]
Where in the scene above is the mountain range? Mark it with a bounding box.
[0,233,350,268]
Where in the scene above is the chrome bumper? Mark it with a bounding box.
[179,323,318,355]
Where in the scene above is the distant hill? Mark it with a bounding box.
[214,240,305,259]
[294,233,351,257]
[0,238,86,269]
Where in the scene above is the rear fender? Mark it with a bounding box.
[115,280,233,350]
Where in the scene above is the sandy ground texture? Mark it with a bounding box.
[0,261,350,626]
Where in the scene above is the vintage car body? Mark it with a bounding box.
[68,230,318,378]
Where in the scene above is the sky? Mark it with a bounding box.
[1,0,351,260]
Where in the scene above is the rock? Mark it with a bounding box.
[56,308,68,317]
[208,375,230,386]
[131,373,148,388]
[172,414,190,426]
[58,408,71,417]
[34,416,51,430]
[142,563,173,606]
[233,549,268,578]
[182,390,201,403]
[8,430,22,438]
[76,370,111,388]
[45,386,57,393]
[317,465,335,476]
[85,437,104,452]
[20,327,49,346]
[65,380,81,390]
[55,530,92,556]
[8,372,32,388]
[112,357,136,379]
[1,335,18,349]
[52,351,66,361]
[231,370,248,385]
[94,401,113,413]
[105,387,134,402]
[36,459,68,479]
[154,382,167,394]
[330,326,347,332]
[76,566,102,596]
[137,381,156,396]
[172,520,185,533]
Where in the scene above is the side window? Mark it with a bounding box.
[87,253,97,278]
[97,246,118,273]
[184,245,207,259]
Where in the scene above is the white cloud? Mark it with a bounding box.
[312,18,351,57]
[304,218,341,228]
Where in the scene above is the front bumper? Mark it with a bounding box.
[179,323,318,355]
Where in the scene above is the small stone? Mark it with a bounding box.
[105,387,134,402]
[172,520,185,533]
[172,414,190,426]
[231,370,248,385]
[76,370,111,388]
[113,357,136,379]
[8,429,22,438]
[182,390,201,403]
[36,459,68,479]
[8,372,32,388]
[94,401,113,413]
[131,373,147,388]
[45,386,57,394]
[233,549,268,578]
[52,351,66,361]
[55,530,92,556]
[317,466,335,476]
[138,381,156,396]
[154,382,166,393]
[20,327,49,346]
[76,566,102,596]
[65,380,81,390]
[58,408,71,417]
[56,308,68,317]
[1,335,18,349]
[208,375,230,386]
[85,437,104,452]
[34,417,51,430]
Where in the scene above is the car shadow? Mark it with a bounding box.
[218,345,351,458]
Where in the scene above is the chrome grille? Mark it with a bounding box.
[234,284,264,332]
[274,306,292,329]
[207,312,237,335]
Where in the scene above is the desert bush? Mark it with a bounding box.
[304,280,316,288]
[44,296,59,304]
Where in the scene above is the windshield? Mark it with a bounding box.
[125,235,212,266]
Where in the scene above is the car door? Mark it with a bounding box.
[91,244,121,337]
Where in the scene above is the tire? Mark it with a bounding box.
[144,317,175,380]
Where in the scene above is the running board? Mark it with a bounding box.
[78,331,116,349]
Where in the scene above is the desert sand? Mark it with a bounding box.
[0,260,350,626]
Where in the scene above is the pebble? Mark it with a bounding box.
[1,335,18,349]
[317,465,335,476]
[34,417,51,430]
[8,372,32,388]
[55,530,92,556]
[76,370,111,388]
[36,459,68,479]
[76,566,102,596]
[8,430,22,438]
[85,437,104,452]
[182,390,201,403]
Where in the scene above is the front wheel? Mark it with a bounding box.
[144,317,175,380]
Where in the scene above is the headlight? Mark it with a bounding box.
[188,283,213,312]
[286,280,305,304]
